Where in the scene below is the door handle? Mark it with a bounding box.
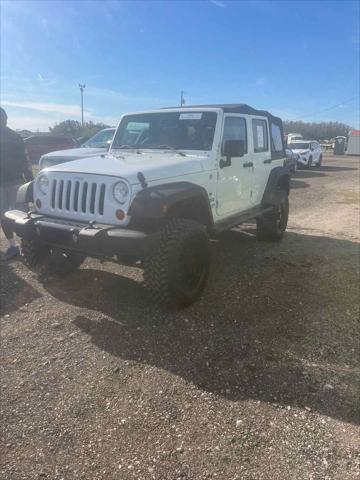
[243,162,253,168]
[263,159,272,164]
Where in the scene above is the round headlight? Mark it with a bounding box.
[38,175,49,195]
[113,181,129,204]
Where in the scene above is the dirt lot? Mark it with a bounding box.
[1,154,359,480]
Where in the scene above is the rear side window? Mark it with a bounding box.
[25,136,40,145]
[270,123,283,152]
[56,137,73,145]
[252,119,268,152]
[31,136,51,145]
[222,117,247,153]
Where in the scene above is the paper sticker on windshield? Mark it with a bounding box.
[179,113,203,120]
[257,125,264,149]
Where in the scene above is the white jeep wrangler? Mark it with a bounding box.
[5,104,290,307]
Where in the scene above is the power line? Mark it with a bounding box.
[296,95,359,120]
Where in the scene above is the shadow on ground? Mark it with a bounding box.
[319,165,359,172]
[294,170,327,179]
[290,179,310,189]
[0,262,41,315]
[42,230,359,425]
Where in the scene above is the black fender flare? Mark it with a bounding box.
[261,166,290,206]
[16,181,34,204]
[128,181,214,230]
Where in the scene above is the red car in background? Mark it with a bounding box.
[24,135,77,163]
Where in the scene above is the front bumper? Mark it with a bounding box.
[4,210,158,259]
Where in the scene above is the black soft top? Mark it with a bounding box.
[163,104,283,125]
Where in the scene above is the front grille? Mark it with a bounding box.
[50,179,106,216]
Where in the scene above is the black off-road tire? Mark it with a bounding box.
[143,218,211,307]
[306,156,313,169]
[317,154,323,168]
[47,249,86,275]
[256,189,289,242]
[21,238,85,275]
[21,238,49,270]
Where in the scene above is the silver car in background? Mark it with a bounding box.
[39,127,116,170]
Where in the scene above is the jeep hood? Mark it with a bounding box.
[43,152,207,185]
[41,147,106,162]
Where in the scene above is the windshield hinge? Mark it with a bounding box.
[137,172,148,188]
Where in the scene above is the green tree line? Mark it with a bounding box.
[50,118,352,143]
[283,120,351,141]
[49,120,111,139]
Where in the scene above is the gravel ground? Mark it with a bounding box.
[1,154,359,480]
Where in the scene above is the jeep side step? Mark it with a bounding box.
[214,205,274,234]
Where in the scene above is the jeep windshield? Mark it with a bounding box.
[288,142,310,150]
[82,128,115,148]
[111,111,217,152]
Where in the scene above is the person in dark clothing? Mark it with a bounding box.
[0,107,33,260]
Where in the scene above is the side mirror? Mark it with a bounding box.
[223,139,245,159]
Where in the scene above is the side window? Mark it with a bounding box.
[58,137,71,145]
[270,123,283,152]
[222,117,247,153]
[34,136,51,145]
[252,119,268,152]
[25,136,38,145]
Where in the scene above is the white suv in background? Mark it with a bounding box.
[287,140,323,168]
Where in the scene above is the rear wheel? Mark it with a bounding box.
[306,156,313,169]
[144,218,211,307]
[317,154,323,167]
[256,189,289,241]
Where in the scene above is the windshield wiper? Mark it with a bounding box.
[152,145,186,156]
[116,145,134,149]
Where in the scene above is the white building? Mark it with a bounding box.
[347,130,360,155]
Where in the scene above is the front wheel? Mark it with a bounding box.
[143,218,211,307]
[46,248,86,275]
[256,189,289,242]
[316,154,323,168]
[21,238,49,270]
[21,239,85,275]
[306,156,313,169]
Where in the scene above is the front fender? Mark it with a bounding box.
[262,167,290,206]
[16,181,34,204]
[128,181,213,227]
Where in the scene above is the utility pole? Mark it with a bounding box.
[180,90,185,107]
[79,83,86,127]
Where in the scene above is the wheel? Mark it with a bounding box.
[317,154,323,168]
[143,218,211,307]
[21,239,85,274]
[21,238,50,269]
[46,248,86,275]
[306,156,313,169]
[256,189,289,241]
